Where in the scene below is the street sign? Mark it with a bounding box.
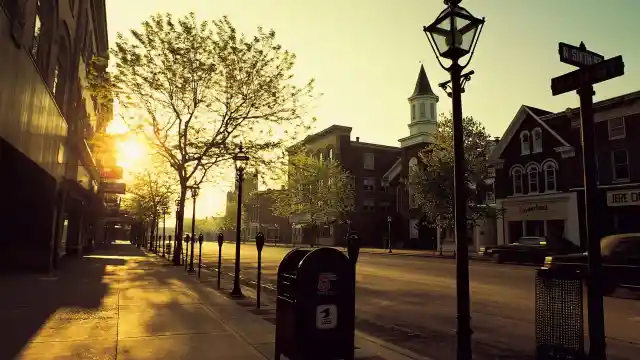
[551,55,624,96]
[559,42,604,67]
[100,181,126,194]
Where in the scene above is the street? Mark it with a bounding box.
[195,242,640,360]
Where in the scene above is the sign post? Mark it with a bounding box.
[255,232,265,309]
[551,41,625,360]
[217,233,224,289]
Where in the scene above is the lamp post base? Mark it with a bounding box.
[187,268,196,273]
[230,287,245,298]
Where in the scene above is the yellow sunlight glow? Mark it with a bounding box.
[116,135,148,173]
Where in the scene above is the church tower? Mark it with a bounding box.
[398,64,439,148]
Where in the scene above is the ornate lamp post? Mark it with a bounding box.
[231,144,249,297]
[423,1,485,359]
[173,199,180,263]
[187,185,200,273]
[161,205,168,257]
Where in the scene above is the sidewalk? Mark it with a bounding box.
[0,241,429,360]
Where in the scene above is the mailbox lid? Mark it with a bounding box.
[277,248,311,276]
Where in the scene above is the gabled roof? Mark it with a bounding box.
[410,64,436,98]
[488,105,570,161]
[381,157,403,186]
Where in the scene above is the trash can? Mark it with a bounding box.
[535,267,585,360]
[275,247,356,360]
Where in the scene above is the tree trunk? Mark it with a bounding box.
[172,184,187,265]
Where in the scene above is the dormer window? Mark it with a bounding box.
[520,131,530,155]
[511,166,523,195]
[527,163,540,193]
[532,128,542,153]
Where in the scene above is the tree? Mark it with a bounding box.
[271,151,355,245]
[409,113,495,230]
[109,13,316,264]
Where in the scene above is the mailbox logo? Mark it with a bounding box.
[317,273,336,293]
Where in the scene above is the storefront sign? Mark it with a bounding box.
[504,199,568,221]
[607,189,640,207]
[520,204,549,214]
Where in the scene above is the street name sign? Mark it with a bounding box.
[551,55,624,96]
[559,42,604,67]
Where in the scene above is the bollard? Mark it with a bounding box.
[255,231,265,309]
[184,234,190,270]
[217,233,224,289]
[188,234,196,273]
[347,232,361,295]
[167,235,172,259]
[198,233,204,278]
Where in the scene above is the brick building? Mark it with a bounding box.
[488,90,640,248]
[1,0,110,272]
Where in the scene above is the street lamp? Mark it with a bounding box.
[161,205,168,257]
[231,144,249,298]
[387,216,392,254]
[188,185,200,273]
[173,199,180,264]
[423,1,485,359]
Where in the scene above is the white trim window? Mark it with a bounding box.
[420,103,426,119]
[411,104,416,121]
[608,117,626,140]
[532,128,543,153]
[512,167,524,195]
[527,165,539,193]
[611,149,630,182]
[543,162,557,192]
[363,152,375,170]
[520,131,530,155]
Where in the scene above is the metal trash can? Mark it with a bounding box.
[535,267,585,360]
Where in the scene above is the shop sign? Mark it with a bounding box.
[520,204,549,214]
[606,189,640,207]
[101,182,126,194]
[504,199,568,221]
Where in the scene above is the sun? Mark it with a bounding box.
[116,134,148,172]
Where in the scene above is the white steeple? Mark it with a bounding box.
[399,64,439,148]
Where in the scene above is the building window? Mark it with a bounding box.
[320,225,332,238]
[318,152,324,163]
[419,103,426,119]
[328,148,334,160]
[532,128,542,153]
[608,117,625,140]
[543,162,557,192]
[379,201,390,212]
[411,104,416,120]
[520,131,530,155]
[408,157,418,173]
[430,103,435,120]
[363,153,375,170]
[612,149,630,182]
[528,165,539,193]
[31,2,42,59]
[363,199,375,212]
[512,167,523,195]
[363,178,375,191]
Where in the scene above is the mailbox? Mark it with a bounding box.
[275,247,355,360]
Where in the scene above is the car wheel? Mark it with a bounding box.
[492,253,503,264]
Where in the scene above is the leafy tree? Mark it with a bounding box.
[271,151,355,245]
[409,113,494,230]
[108,13,316,264]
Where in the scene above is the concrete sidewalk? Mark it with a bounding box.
[0,241,267,360]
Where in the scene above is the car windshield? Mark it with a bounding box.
[600,234,640,256]
[517,237,545,246]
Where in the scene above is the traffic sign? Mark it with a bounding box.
[551,55,624,96]
[559,42,604,68]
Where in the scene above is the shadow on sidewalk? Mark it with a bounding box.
[0,242,144,360]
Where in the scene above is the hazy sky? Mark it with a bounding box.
[106,0,640,218]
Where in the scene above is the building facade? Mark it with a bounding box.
[488,90,640,248]
[0,0,110,272]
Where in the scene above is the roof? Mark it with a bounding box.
[488,105,570,161]
[287,125,352,151]
[410,64,436,98]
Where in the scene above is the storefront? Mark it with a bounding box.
[496,192,581,246]
[604,188,640,235]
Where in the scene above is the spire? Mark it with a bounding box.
[411,64,436,98]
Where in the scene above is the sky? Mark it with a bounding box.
[105,0,640,219]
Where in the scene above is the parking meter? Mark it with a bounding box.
[167,235,172,258]
[347,233,361,266]
[197,233,204,278]
[255,232,265,308]
[188,234,197,273]
[217,233,224,289]
[184,234,191,270]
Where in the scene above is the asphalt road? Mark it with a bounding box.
[191,242,640,360]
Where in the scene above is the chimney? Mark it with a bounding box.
[356,137,360,142]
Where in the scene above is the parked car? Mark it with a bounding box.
[479,236,581,265]
[543,233,640,295]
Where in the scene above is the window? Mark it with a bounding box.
[532,128,542,153]
[512,168,523,195]
[528,166,539,193]
[420,103,426,119]
[411,104,416,120]
[318,152,324,163]
[31,2,42,58]
[408,157,418,173]
[363,178,375,191]
[608,117,625,139]
[320,225,332,238]
[612,149,629,181]
[328,148,334,160]
[379,201,390,212]
[544,162,557,192]
[363,153,375,170]
[363,199,375,212]
[430,103,435,120]
[520,131,530,155]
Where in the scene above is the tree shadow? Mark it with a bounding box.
[0,243,131,360]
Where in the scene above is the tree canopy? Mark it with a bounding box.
[409,113,494,228]
[120,166,176,229]
[271,151,354,227]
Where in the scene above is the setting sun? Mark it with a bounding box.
[116,134,148,172]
